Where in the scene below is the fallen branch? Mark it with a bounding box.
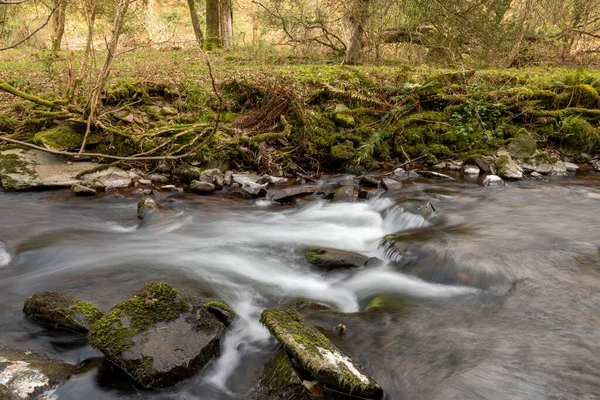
[0,79,66,107]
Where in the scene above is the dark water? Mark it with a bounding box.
[0,174,599,399]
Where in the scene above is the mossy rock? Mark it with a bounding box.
[553,116,600,153]
[173,164,202,183]
[260,308,383,399]
[23,292,104,333]
[571,84,600,108]
[253,349,306,400]
[137,197,161,220]
[305,247,369,270]
[330,141,356,162]
[32,123,84,151]
[203,299,236,327]
[508,131,537,159]
[88,282,226,388]
[331,113,355,128]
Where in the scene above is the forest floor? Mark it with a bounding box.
[1,49,599,176]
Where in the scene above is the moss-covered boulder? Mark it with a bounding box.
[305,248,370,271]
[253,349,306,400]
[23,292,104,333]
[87,283,226,388]
[261,308,383,399]
[496,155,523,180]
[0,344,76,399]
[203,299,236,327]
[508,132,537,159]
[173,164,202,183]
[331,104,355,128]
[332,185,357,202]
[32,123,85,151]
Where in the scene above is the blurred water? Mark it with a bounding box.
[0,174,599,399]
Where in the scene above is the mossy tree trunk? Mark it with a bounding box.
[51,0,67,51]
[344,0,369,65]
[205,0,221,50]
[187,0,204,48]
[219,0,232,49]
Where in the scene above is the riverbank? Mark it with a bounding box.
[1,50,599,179]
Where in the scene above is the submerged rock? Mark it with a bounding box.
[416,171,455,181]
[268,187,317,203]
[0,345,76,399]
[305,248,369,271]
[261,308,383,399]
[71,184,96,196]
[481,175,505,187]
[332,186,357,202]
[88,283,226,388]
[190,180,216,194]
[23,292,104,333]
[137,197,161,220]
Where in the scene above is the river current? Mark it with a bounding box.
[0,174,599,399]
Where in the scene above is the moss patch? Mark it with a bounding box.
[33,123,84,150]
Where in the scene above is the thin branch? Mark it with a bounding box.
[0,0,61,51]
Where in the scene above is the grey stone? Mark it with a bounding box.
[591,159,600,171]
[0,345,76,399]
[333,186,357,202]
[416,171,456,181]
[258,175,288,185]
[381,178,402,191]
[96,172,132,190]
[223,171,233,186]
[530,172,546,181]
[481,175,505,187]
[549,161,568,176]
[148,173,169,183]
[497,157,523,180]
[232,174,261,185]
[564,162,579,172]
[241,181,268,198]
[508,132,537,159]
[268,187,317,203]
[199,169,224,188]
[475,156,497,174]
[358,175,380,187]
[190,180,216,194]
[138,179,152,186]
[463,165,480,176]
[71,184,96,196]
[138,198,161,220]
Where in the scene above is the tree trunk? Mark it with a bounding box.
[344,0,369,65]
[187,0,204,48]
[51,0,67,51]
[205,0,221,50]
[219,0,232,49]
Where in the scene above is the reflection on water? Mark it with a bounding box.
[0,175,599,399]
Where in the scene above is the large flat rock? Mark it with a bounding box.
[261,308,383,399]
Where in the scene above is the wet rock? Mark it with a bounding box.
[380,178,402,191]
[447,161,463,171]
[475,156,497,174]
[305,248,369,271]
[496,156,523,180]
[508,132,537,159]
[0,345,76,399]
[522,161,552,175]
[433,162,446,170]
[241,181,268,198]
[232,174,262,186]
[88,282,226,388]
[23,292,104,333]
[258,175,288,185]
[0,383,19,400]
[549,161,568,176]
[71,184,96,196]
[190,180,216,194]
[223,171,233,186]
[174,164,202,183]
[332,186,357,202]
[253,349,305,400]
[564,162,579,172]
[203,300,236,327]
[358,175,380,188]
[137,197,161,220]
[481,175,505,187]
[0,149,105,191]
[96,171,132,190]
[590,159,600,171]
[530,172,546,181]
[148,173,169,183]
[416,171,455,181]
[138,179,152,186]
[391,168,408,179]
[268,187,317,203]
[463,165,480,176]
[199,168,224,188]
[260,308,383,399]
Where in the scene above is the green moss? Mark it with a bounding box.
[496,155,510,176]
[305,248,325,264]
[32,123,84,150]
[330,141,355,162]
[571,84,600,108]
[72,300,104,325]
[88,282,189,358]
[203,300,235,316]
[552,115,600,153]
[331,113,355,128]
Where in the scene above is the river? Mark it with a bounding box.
[0,173,599,399]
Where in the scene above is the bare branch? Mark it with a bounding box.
[0,0,61,51]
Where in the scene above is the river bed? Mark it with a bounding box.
[0,174,599,399]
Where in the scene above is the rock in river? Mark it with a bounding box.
[481,175,505,187]
[261,308,383,399]
[88,282,227,388]
[305,247,370,271]
[71,184,96,196]
[268,186,317,203]
[190,180,216,194]
[137,197,161,220]
[23,292,104,333]
[332,185,357,202]
[0,345,76,399]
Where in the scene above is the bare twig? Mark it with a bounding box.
[0,0,61,51]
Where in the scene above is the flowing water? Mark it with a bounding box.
[0,174,599,399]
